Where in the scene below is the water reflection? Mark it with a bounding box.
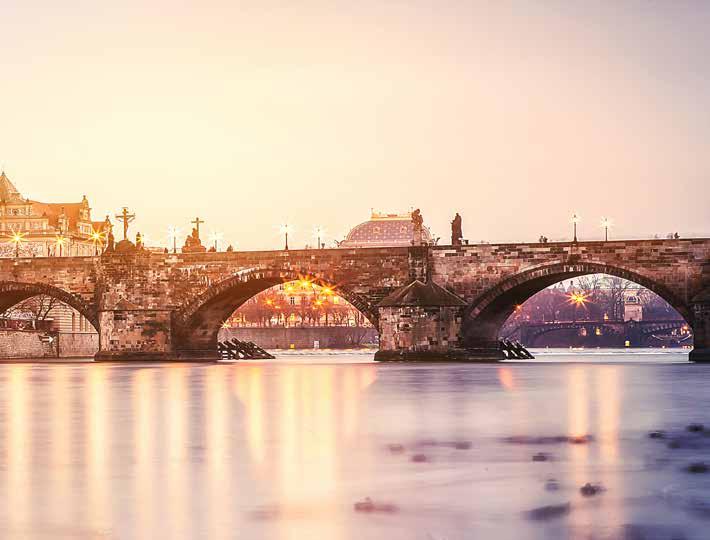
[0,354,707,539]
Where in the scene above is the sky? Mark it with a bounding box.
[1,1,709,250]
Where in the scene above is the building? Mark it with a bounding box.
[0,171,109,257]
[225,280,370,328]
[338,211,432,248]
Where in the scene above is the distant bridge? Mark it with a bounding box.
[504,319,690,347]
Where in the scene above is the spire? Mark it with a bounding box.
[0,171,24,203]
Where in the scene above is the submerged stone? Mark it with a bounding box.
[354,497,399,514]
[411,453,429,463]
[685,462,709,474]
[526,502,570,521]
[580,483,604,497]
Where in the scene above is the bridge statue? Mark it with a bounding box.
[411,209,424,246]
[0,237,707,362]
[451,213,462,246]
[182,227,206,253]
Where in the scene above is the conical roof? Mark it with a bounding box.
[378,279,467,307]
[0,171,25,203]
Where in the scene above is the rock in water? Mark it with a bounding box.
[526,502,571,521]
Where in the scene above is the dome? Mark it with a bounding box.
[339,212,432,248]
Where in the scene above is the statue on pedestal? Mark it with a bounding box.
[182,227,207,253]
[411,209,424,246]
[451,213,462,245]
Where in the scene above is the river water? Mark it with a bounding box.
[0,349,708,539]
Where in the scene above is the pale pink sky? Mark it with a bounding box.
[1,1,708,249]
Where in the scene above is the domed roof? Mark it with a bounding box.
[339,212,432,248]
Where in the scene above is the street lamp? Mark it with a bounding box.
[54,235,67,257]
[600,217,612,242]
[313,226,326,249]
[10,230,25,258]
[571,213,580,243]
[167,225,181,254]
[208,231,224,251]
[280,224,292,250]
[90,229,104,255]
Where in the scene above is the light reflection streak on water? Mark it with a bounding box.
[50,366,71,527]
[7,365,29,531]
[206,365,231,540]
[86,366,109,531]
[568,366,590,537]
[597,366,623,528]
[133,368,155,538]
[166,367,188,539]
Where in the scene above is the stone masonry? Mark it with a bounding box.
[0,238,706,361]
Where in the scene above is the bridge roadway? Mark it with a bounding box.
[0,237,707,361]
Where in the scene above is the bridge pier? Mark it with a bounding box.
[94,308,194,362]
[690,296,710,362]
[374,279,504,362]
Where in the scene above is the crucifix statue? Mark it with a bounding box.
[191,217,204,239]
[115,207,135,241]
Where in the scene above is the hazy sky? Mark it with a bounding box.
[1,1,708,249]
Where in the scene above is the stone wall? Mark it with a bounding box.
[0,330,99,359]
[220,327,378,349]
[0,329,57,358]
[57,332,99,357]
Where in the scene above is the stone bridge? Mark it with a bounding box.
[0,238,708,361]
[506,320,689,347]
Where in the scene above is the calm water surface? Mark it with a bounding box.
[0,349,709,539]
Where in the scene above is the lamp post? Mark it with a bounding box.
[168,226,181,254]
[571,213,580,243]
[280,224,291,251]
[90,230,104,255]
[600,217,612,242]
[313,226,326,249]
[10,230,24,258]
[55,235,66,257]
[209,231,224,251]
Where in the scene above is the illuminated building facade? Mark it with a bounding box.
[0,171,109,257]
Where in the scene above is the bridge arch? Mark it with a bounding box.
[0,280,98,330]
[462,261,692,346]
[173,268,378,355]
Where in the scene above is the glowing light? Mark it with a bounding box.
[167,225,181,240]
[322,287,333,296]
[9,229,25,245]
[567,292,589,307]
[279,224,292,235]
[221,321,230,329]
[55,235,67,247]
[570,213,581,224]
[298,279,311,289]
[600,217,613,229]
[208,231,224,248]
[265,299,273,306]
